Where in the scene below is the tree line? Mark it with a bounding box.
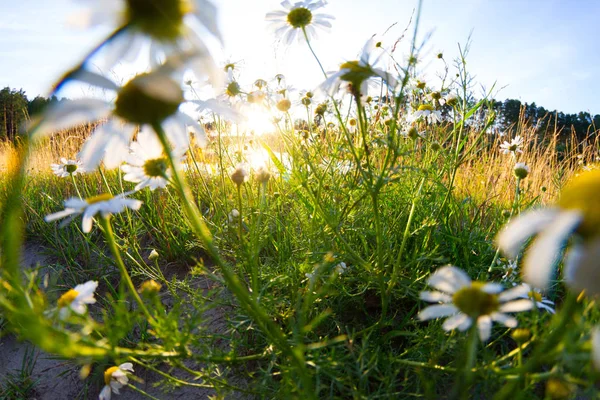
[0,87,69,141]
[1,86,599,142]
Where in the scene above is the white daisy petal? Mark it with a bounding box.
[417,304,458,321]
[99,385,112,400]
[592,327,600,370]
[491,312,518,328]
[496,209,560,258]
[442,313,470,331]
[427,265,471,294]
[477,315,492,342]
[523,211,582,289]
[498,284,530,302]
[564,239,600,295]
[499,299,533,313]
[481,283,504,294]
[419,291,452,303]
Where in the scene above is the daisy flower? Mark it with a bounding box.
[57,280,98,319]
[516,284,555,314]
[99,363,134,400]
[500,259,519,282]
[513,162,530,179]
[51,158,86,177]
[418,265,533,341]
[411,104,442,124]
[497,169,600,294]
[321,39,397,97]
[266,0,334,45]
[121,127,186,191]
[67,0,222,84]
[500,135,524,156]
[37,53,205,170]
[334,262,347,275]
[45,192,142,233]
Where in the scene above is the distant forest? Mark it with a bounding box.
[1,86,599,142]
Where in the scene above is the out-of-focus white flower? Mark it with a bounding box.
[411,104,441,124]
[36,54,205,170]
[334,262,347,275]
[99,362,134,400]
[51,158,86,177]
[500,136,524,156]
[121,127,186,191]
[228,208,240,223]
[68,0,222,85]
[497,169,600,293]
[57,280,98,319]
[441,93,458,107]
[45,192,142,233]
[418,265,533,341]
[266,0,334,45]
[321,39,397,97]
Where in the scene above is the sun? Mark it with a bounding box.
[243,108,275,136]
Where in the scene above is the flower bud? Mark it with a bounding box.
[148,249,159,260]
[231,165,249,186]
[138,280,162,295]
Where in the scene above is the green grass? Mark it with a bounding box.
[1,29,600,400]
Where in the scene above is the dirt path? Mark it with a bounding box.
[0,244,252,399]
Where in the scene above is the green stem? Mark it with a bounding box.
[455,323,479,399]
[99,217,155,324]
[70,174,83,199]
[493,293,578,400]
[151,122,315,397]
[387,177,425,295]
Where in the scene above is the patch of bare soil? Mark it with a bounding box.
[0,244,252,399]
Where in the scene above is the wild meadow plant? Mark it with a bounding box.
[1,0,600,399]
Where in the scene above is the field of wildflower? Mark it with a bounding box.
[1,1,600,399]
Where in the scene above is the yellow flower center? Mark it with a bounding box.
[558,169,600,238]
[287,7,312,28]
[86,193,114,205]
[104,366,119,386]
[57,289,79,308]
[339,61,375,87]
[226,81,242,97]
[125,0,189,41]
[276,99,292,112]
[417,104,434,112]
[452,282,500,318]
[143,157,169,178]
[115,74,183,125]
[139,280,162,294]
[431,91,441,100]
[314,103,328,115]
[247,91,266,104]
[528,290,542,302]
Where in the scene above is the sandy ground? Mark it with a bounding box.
[0,244,252,399]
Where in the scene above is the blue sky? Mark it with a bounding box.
[1,0,599,115]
